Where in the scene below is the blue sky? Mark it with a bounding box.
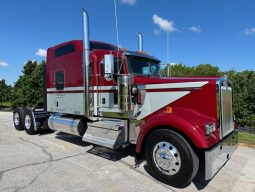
[0,0,255,85]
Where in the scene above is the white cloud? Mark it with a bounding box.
[36,49,47,57]
[244,27,255,36]
[189,26,202,33]
[120,0,136,5]
[152,14,176,32]
[0,61,9,67]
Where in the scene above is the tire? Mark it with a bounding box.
[13,107,25,131]
[23,108,38,135]
[145,129,199,188]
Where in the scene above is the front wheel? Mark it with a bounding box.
[145,129,199,188]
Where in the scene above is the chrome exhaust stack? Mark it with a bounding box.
[137,32,143,52]
[81,9,91,117]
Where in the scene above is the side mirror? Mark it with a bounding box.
[104,54,114,74]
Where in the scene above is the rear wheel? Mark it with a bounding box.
[24,108,37,135]
[145,129,199,188]
[13,107,25,131]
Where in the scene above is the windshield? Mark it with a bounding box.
[126,55,160,76]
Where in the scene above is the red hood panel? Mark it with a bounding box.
[134,76,219,85]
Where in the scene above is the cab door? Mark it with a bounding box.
[96,56,121,114]
[54,70,66,112]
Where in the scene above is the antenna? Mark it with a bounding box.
[166,31,170,76]
[152,34,155,57]
[113,0,120,50]
[114,0,123,74]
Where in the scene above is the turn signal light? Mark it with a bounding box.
[165,107,173,114]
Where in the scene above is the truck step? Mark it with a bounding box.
[82,119,127,149]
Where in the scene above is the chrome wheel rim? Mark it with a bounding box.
[25,115,31,130]
[14,113,19,126]
[153,141,181,175]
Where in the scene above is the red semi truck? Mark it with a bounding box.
[13,9,237,187]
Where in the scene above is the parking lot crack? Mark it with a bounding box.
[0,186,19,192]
[0,153,87,175]
[0,136,88,192]
[0,172,3,183]
[18,137,53,161]
[14,164,52,192]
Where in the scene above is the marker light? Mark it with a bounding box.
[165,107,173,114]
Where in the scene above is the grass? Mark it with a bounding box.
[0,102,13,112]
[2,102,12,108]
[238,131,255,145]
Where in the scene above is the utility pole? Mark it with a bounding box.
[167,64,170,77]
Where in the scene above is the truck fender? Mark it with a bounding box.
[135,114,208,154]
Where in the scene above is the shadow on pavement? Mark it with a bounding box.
[38,128,55,135]
[143,164,191,189]
[55,132,91,147]
[54,131,136,162]
[192,171,211,190]
[192,176,210,190]
[87,144,136,161]
[143,161,210,190]
[192,157,211,190]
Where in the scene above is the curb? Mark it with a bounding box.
[238,142,255,148]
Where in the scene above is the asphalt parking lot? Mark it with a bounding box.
[0,111,255,192]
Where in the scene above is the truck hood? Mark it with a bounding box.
[134,76,220,85]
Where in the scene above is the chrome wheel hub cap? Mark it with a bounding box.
[153,142,181,175]
[25,115,31,130]
[14,113,19,126]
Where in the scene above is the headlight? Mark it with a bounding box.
[205,123,216,135]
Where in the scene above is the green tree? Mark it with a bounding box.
[170,64,194,77]
[0,79,11,107]
[12,60,45,107]
[162,63,222,77]
[194,64,223,76]
[161,63,193,76]
[226,70,255,128]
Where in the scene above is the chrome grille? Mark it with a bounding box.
[217,77,234,139]
[221,86,234,138]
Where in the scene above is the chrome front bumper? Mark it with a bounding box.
[205,130,238,180]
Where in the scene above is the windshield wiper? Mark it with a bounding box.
[147,62,154,76]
